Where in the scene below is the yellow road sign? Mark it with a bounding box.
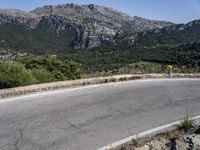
[166,65,173,71]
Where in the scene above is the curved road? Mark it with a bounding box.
[0,79,200,150]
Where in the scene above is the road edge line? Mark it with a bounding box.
[1,74,200,99]
[1,78,199,103]
[97,115,200,150]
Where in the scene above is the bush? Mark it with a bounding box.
[18,55,81,82]
[0,55,82,89]
[31,68,56,83]
[0,61,36,89]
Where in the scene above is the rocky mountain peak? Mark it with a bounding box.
[0,9,40,29]
[0,9,37,18]
[0,3,175,49]
[31,3,133,23]
[186,19,200,27]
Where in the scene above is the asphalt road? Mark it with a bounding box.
[0,79,200,150]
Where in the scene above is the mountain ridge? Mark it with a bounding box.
[0,3,199,52]
[0,3,200,74]
[0,3,174,49]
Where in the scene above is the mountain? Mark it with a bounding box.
[31,3,172,32]
[0,3,200,59]
[0,3,173,53]
[134,20,200,47]
[0,3,200,74]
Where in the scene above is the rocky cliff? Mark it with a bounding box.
[0,3,173,49]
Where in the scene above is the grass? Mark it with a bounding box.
[180,109,193,132]
[133,134,142,148]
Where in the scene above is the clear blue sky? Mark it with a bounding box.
[0,0,199,23]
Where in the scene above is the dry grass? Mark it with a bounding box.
[180,110,193,132]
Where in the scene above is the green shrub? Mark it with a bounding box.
[0,61,36,89]
[18,55,81,81]
[31,68,56,83]
[0,55,82,89]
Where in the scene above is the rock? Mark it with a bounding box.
[1,3,199,50]
[0,3,173,49]
[175,136,188,150]
[184,134,200,149]
[134,145,149,150]
[147,137,171,150]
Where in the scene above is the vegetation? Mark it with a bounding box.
[180,110,193,132]
[134,20,200,46]
[0,21,200,89]
[0,61,36,89]
[18,55,81,81]
[63,42,200,74]
[0,42,199,89]
[0,23,75,54]
[133,134,142,148]
[0,41,200,89]
[0,55,81,89]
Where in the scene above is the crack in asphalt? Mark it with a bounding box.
[14,127,23,150]
[1,80,199,150]
[106,102,124,115]
[68,121,80,130]
[168,98,182,107]
[168,98,173,104]
[13,122,29,150]
[67,103,117,131]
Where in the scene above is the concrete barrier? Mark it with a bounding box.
[0,74,199,99]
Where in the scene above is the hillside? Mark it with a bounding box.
[63,41,200,73]
[134,20,200,46]
[0,3,200,75]
[0,3,173,53]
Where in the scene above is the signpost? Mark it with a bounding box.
[165,65,173,78]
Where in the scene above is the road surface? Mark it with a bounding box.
[0,79,200,150]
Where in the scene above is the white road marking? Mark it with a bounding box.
[0,84,109,103]
[97,115,200,150]
[0,78,199,103]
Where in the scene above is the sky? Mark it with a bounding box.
[0,0,200,23]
